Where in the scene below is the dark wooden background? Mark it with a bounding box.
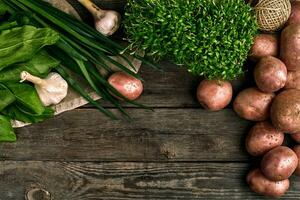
[1,0,300,199]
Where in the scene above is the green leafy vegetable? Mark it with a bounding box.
[0,114,16,142]
[2,105,53,123]
[124,0,258,80]
[0,50,59,82]
[0,25,59,71]
[0,83,15,111]
[6,82,46,115]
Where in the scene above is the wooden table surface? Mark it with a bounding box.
[1,0,300,199]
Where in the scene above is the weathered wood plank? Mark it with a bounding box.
[0,108,252,162]
[1,161,300,200]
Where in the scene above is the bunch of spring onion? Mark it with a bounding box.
[2,0,158,119]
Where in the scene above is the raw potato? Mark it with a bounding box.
[233,87,275,121]
[108,72,143,101]
[280,24,300,71]
[286,1,300,26]
[291,133,300,143]
[247,168,290,198]
[196,80,233,111]
[254,56,287,93]
[249,34,279,62]
[271,89,300,133]
[246,121,284,156]
[293,145,300,176]
[285,70,300,90]
[261,146,298,181]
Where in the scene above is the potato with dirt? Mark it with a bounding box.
[261,146,298,181]
[287,1,300,26]
[249,34,279,62]
[247,168,290,198]
[271,89,300,133]
[293,145,300,176]
[196,79,233,111]
[281,24,300,71]
[233,87,275,121]
[246,121,284,156]
[254,56,287,93]
[285,70,300,90]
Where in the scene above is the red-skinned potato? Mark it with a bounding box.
[286,1,300,26]
[291,133,300,143]
[247,168,290,198]
[285,70,300,90]
[271,89,300,133]
[196,80,232,111]
[246,121,284,156]
[281,24,300,71]
[249,34,279,62]
[293,145,300,176]
[233,87,275,121]
[254,56,287,93]
[108,72,143,101]
[261,146,298,181]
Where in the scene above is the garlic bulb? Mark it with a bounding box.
[20,71,68,106]
[77,0,121,36]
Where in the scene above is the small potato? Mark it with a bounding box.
[291,133,300,143]
[249,34,279,62]
[286,1,300,26]
[271,89,300,133]
[293,145,300,176]
[108,72,143,101]
[261,146,298,181]
[254,56,287,93]
[247,168,290,198]
[246,121,284,156]
[285,70,300,90]
[196,79,233,111]
[280,24,300,71]
[233,87,275,121]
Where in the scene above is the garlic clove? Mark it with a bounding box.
[20,71,68,106]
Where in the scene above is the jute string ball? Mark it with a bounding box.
[255,0,291,32]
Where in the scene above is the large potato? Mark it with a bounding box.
[246,121,284,156]
[249,34,279,62]
[281,24,300,71]
[247,168,289,198]
[293,145,300,176]
[287,1,300,26]
[233,87,275,121]
[254,56,287,93]
[285,70,300,90]
[271,89,300,133]
[261,146,298,181]
[196,79,232,111]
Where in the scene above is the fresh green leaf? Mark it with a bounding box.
[0,114,16,142]
[0,83,15,111]
[0,25,59,71]
[0,50,59,82]
[6,82,45,115]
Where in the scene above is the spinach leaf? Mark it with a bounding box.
[6,82,45,115]
[0,25,59,71]
[2,105,53,124]
[0,50,60,82]
[0,83,15,111]
[0,114,16,142]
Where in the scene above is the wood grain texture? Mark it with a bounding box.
[2,161,300,200]
[0,108,252,162]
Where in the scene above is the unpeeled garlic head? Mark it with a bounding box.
[20,71,68,106]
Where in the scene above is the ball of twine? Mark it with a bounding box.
[255,0,291,32]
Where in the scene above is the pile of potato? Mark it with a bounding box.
[196,1,300,198]
[239,2,300,197]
